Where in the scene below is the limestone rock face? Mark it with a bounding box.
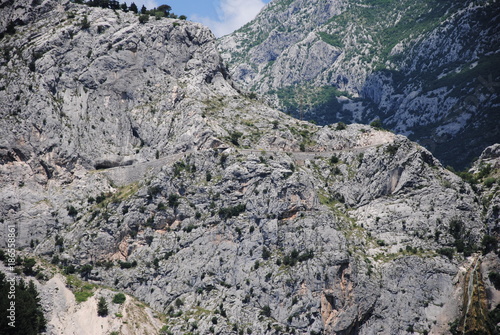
[218,0,500,169]
[0,1,498,335]
[1,0,232,169]
[473,144,500,238]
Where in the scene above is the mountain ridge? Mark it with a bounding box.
[218,0,500,169]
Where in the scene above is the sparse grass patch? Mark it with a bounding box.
[66,275,96,302]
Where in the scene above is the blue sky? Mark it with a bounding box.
[130,0,272,37]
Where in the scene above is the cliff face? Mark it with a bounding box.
[1,0,230,168]
[218,0,500,169]
[1,1,499,334]
[0,0,234,245]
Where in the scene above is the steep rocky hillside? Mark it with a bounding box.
[1,1,500,334]
[218,0,500,169]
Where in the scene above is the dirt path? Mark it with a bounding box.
[97,143,384,186]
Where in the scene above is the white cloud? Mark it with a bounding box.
[193,0,266,37]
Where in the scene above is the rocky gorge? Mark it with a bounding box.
[218,0,500,169]
[0,0,499,334]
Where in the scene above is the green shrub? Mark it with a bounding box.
[262,247,271,260]
[139,14,149,23]
[484,177,496,188]
[449,219,464,240]
[173,161,186,177]
[370,119,383,129]
[79,264,93,279]
[317,31,344,48]
[282,249,314,266]
[455,239,465,253]
[183,224,196,233]
[385,143,399,155]
[437,248,454,260]
[67,205,78,217]
[478,164,492,179]
[168,194,180,208]
[118,260,137,269]
[23,257,37,276]
[64,265,76,275]
[230,131,243,146]
[218,204,246,219]
[489,304,500,328]
[113,293,127,305]
[482,235,498,254]
[80,15,90,29]
[336,122,346,130]
[29,60,36,72]
[260,305,271,317]
[95,193,107,203]
[220,153,228,166]
[147,185,162,199]
[51,255,60,265]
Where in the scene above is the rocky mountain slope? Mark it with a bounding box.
[1,0,500,334]
[218,0,500,169]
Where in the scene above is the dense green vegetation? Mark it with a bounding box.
[317,32,343,48]
[269,85,348,121]
[71,0,187,20]
[0,272,46,334]
[424,53,500,92]
[324,0,462,66]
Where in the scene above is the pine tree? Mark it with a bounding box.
[140,4,147,14]
[129,2,138,13]
[97,297,108,317]
[79,264,93,279]
[157,4,171,16]
[109,0,120,9]
[0,273,46,334]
